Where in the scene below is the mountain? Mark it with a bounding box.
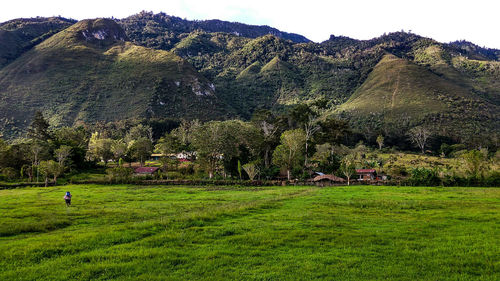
[336,53,499,142]
[118,11,310,51]
[0,12,499,146]
[0,17,76,68]
[0,19,231,138]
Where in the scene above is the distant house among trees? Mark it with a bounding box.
[355,169,377,181]
[150,152,193,161]
[312,174,346,186]
[134,167,160,175]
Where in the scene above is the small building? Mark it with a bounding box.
[150,154,165,161]
[356,169,377,181]
[134,167,160,175]
[312,174,346,186]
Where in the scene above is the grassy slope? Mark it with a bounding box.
[336,54,499,137]
[0,185,498,280]
[0,19,231,137]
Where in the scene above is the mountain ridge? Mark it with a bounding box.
[0,13,498,146]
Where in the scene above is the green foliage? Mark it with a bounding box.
[339,155,356,185]
[106,167,133,181]
[242,162,259,181]
[128,138,153,166]
[272,129,306,180]
[1,167,17,180]
[407,167,441,186]
[461,149,489,179]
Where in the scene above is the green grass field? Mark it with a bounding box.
[1,185,499,280]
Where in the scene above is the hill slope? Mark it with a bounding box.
[336,54,499,141]
[0,19,231,137]
[0,17,76,68]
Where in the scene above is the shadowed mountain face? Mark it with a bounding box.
[0,13,499,144]
[0,17,76,67]
[0,19,231,137]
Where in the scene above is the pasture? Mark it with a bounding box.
[0,184,499,280]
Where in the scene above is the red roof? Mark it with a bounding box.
[134,167,160,174]
[356,169,376,174]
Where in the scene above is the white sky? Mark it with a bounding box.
[1,0,499,48]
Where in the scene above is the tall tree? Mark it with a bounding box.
[376,135,384,150]
[272,129,306,180]
[461,149,489,179]
[129,137,153,167]
[87,132,114,165]
[409,126,431,154]
[27,111,51,141]
[340,155,356,186]
[54,145,72,166]
[251,110,284,168]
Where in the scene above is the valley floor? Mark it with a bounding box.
[0,185,499,280]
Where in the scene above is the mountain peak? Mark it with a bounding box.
[73,18,127,45]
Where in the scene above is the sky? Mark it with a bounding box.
[1,0,499,48]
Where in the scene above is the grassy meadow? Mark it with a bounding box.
[0,184,499,280]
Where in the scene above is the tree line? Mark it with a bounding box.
[0,104,498,185]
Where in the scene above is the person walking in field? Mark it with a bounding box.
[64,191,72,206]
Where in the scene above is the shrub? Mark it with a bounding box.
[1,167,18,181]
[178,162,195,175]
[407,167,441,186]
[106,167,133,182]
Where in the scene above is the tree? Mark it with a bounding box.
[272,129,306,180]
[29,142,44,182]
[303,115,321,167]
[87,132,114,165]
[2,167,17,181]
[129,137,153,166]
[340,155,356,186]
[158,157,178,177]
[376,135,384,150]
[171,119,201,149]
[27,111,51,141]
[311,143,340,173]
[290,104,321,168]
[251,110,283,168]
[125,124,153,143]
[192,120,261,179]
[155,133,181,156]
[54,145,72,166]
[111,139,128,162]
[38,160,63,186]
[409,126,431,154]
[53,127,88,169]
[461,149,489,178]
[243,162,260,181]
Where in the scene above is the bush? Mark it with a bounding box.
[407,167,441,186]
[1,167,18,181]
[178,162,195,175]
[106,167,133,182]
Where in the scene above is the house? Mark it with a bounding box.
[150,154,165,161]
[312,174,346,186]
[355,169,377,181]
[134,167,160,175]
[150,151,194,161]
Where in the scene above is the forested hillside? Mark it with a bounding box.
[0,12,498,147]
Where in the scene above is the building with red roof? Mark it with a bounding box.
[355,169,377,181]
